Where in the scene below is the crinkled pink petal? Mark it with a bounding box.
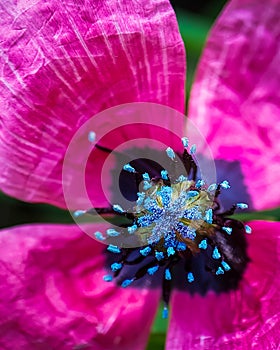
[0,223,160,349]
[61,103,193,211]
[166,220,280,349]
[0,0,186,208]
[188,0,280,210]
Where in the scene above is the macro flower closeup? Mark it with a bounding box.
[0,0,280,349]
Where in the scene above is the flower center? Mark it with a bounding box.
[76,136,251,318]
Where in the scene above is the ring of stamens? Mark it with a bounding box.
[75,135,251,318]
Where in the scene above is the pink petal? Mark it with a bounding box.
[0,223,160,349]
[0,0,186,208]
[166,220,280,349]
[62,103,208,211]
[188,0,280,210]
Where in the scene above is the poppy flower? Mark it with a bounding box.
[0,1,279,350]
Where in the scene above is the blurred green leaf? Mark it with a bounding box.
[146,333,165,350]
[146,303,168,349]
[233,207,280,222]
[151,303,168,333]
[175,10,213,97]
[176,10,211,54]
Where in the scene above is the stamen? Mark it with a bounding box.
[167,247,176,257]
[237,203,248,209]
[187,272,194,283]
[127,225,138,234]
[196,179,205,188]
[245,225,252,234]
[216,267,224,275]
[220,180,230,189]
[143,181,152,190]
[107,244,121,254]
[166,147,176,160]
[205,208,213,223]
[113,204,125,213]
[165,268,172,280]
[162,306,169,319]
[111,262,122,271]
[142,172,150,181]
[155,251,164,261]
[106,228,120,237]
[73,209,86,217]
[94,231,106,241]
[177,175,188,182]
[212,247,221,260]
[198,239,207,250]
[221,261,231,271]
[88,131,96,143]
[222,226,232,235]
[161,170,169,180]
[190,144,196,154]
[121,279,134,288]
[147,266,159,275]
[140,246,152,256]
[123,163,136,173]
[103,275,113,282]
[208,183,217,192]
[181,137,189,148]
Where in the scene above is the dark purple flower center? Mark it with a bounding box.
[77,137,251,318]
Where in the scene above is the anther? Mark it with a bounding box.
[123,163,136,173]
[88,131,96,143]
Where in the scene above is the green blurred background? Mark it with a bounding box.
[1,1,279,349]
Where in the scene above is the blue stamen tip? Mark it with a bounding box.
[123,163,136,173]
[205,208,213,223]
[155,251,164,261]
[237,203,248,210]
[142,172,150,181]
[121,279,133,288]
[112,204,124,213]
[161,170,168,180]
[73,210,86,217]
[198,239,207,250]
[208,183,217,192]
[220,180,230,189]
[107,244,121,254]
[136,192,145,205]
[221,261,231,271]
[165,268,172,280]
[181,137,189,148]
[94,231,106,241]
[88,131,96,143]
[111,262,122,271]
[127,225,138,234]
[143,181,152,190]
[147,266,159,275]
[245,225,252,234]
[177,175,187,182]
[106,228,120,237]
[103,275,113,282]
[190,144,196,154]
[216,267,224,275]
[166,147,176,160]
[196,179,205,188]
[140,246,152,256]
[167,247,175,257]
[162,306,169,319]
[222,226,232,235]
[187,191,199,198]
[212,246,221,259]
[187,272,194,283]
